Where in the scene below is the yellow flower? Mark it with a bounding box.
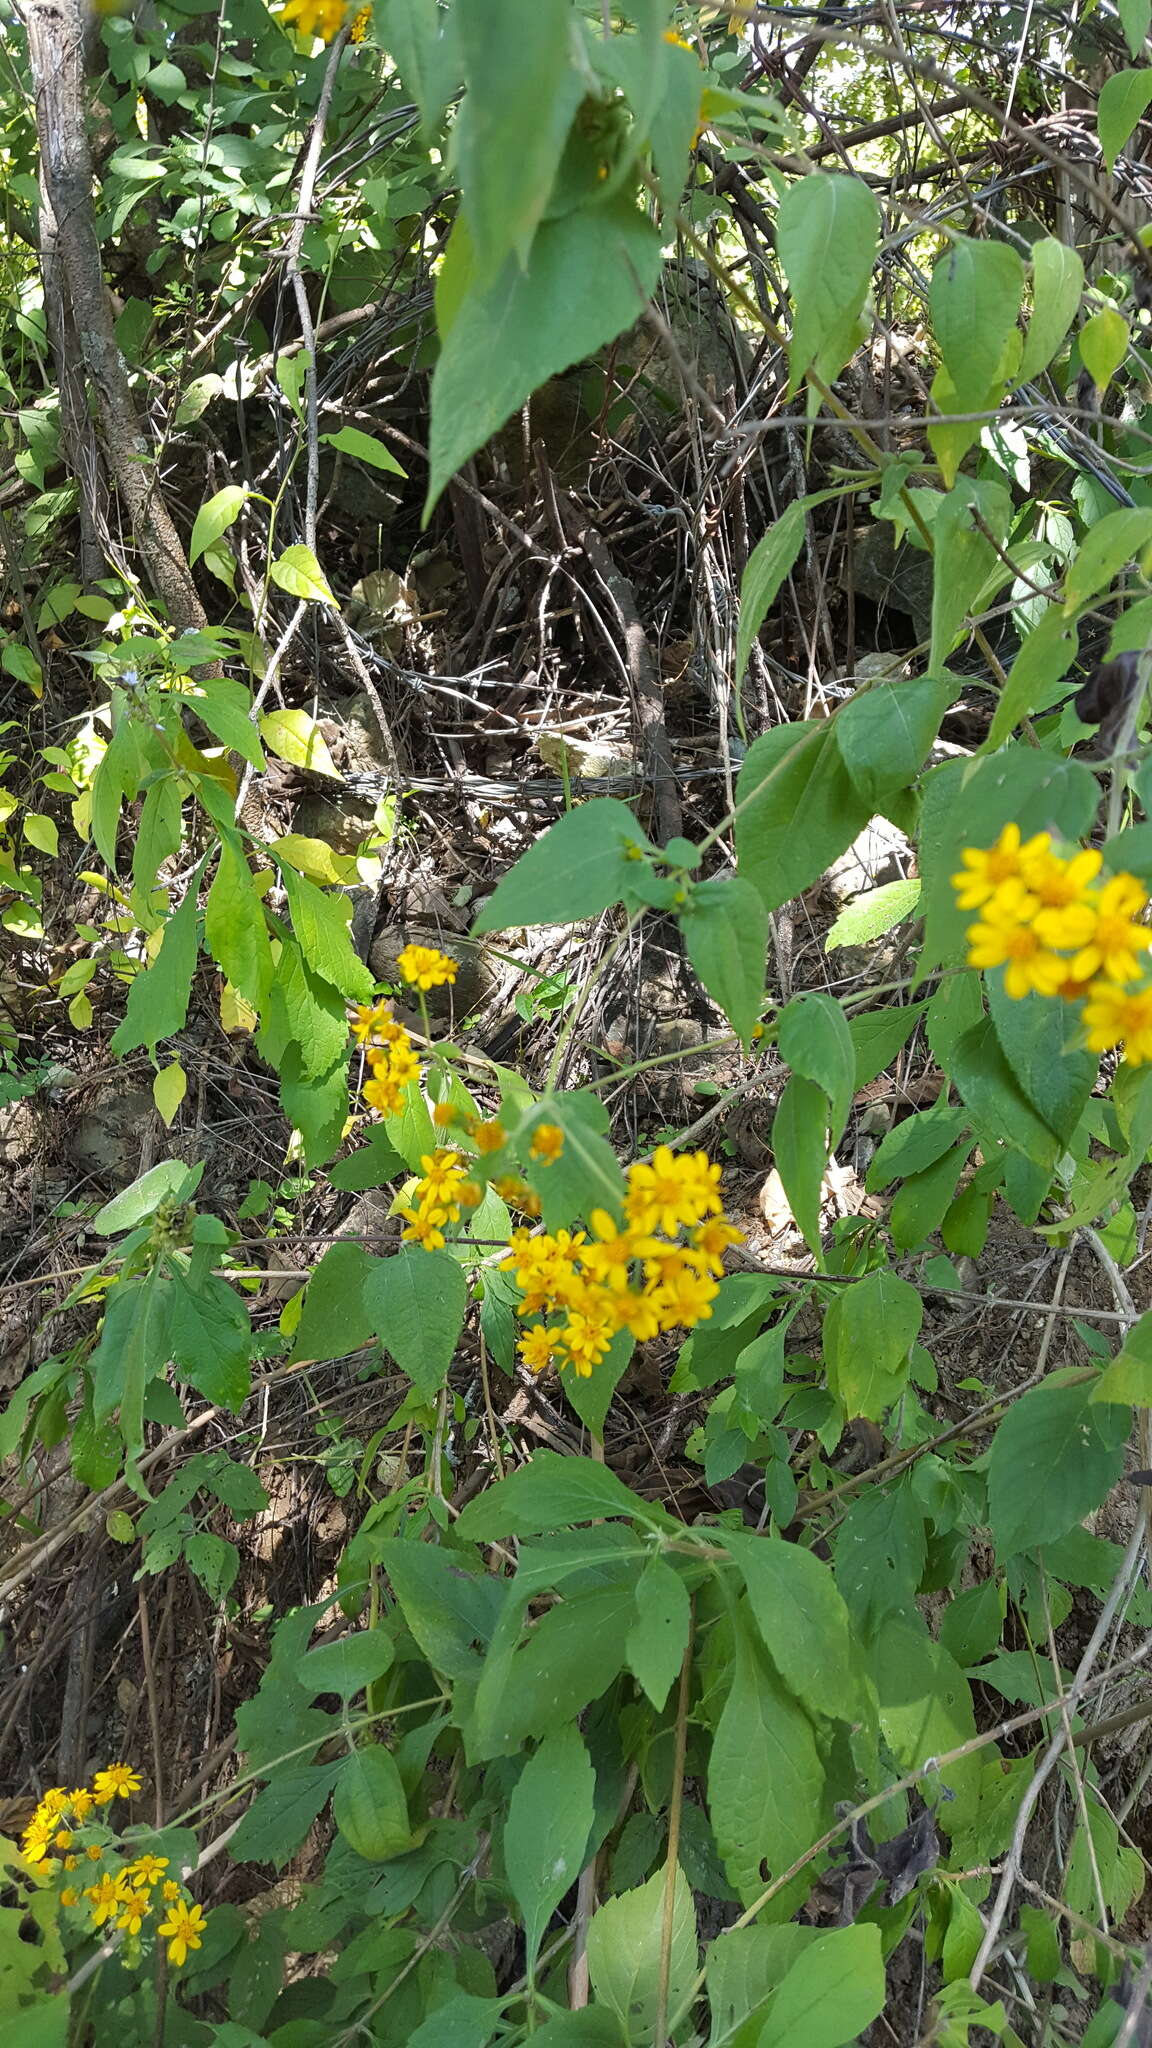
[86,1843,104,1862]
[63,1855,78,1871]
[85,1873,130,1927]
[648,1265,719,1331]
[951,824,1050,911]
[529,1123,565,1164]
[432,1100,461,1128]
[965,882,1066,999]
[556,1293,618,1376]
[161,1880,181,1902]
[396,944,458,991]
[127,1855,169,1889]
[60,1888,80,1908]
[279,0,349,42]
[1065,874,1152,986]
[36,1789,71,1822]
[625,1146,722,1235]
[68,1788,95,1821]
[417,1148,468,1202]
[157,1898,207,1967]
[686,1216,744,1274]
[518,1325,556,1374]
[363,1070,404,1116]
[398,1206,447,1251]
[472,1119,507,1155]
[349,2,371,40]
[54,1831,73,1851]
[92,1764,141,1804]
[663,28,694,49]
[21,1822,54,1865]
[350,999,394,1045]
[1022,843,1101,907]
[492,1175,541,1217]
[1083,982,1152,1063]
[117,1896,150,1937]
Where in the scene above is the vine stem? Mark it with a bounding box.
[653,1608,694,2048]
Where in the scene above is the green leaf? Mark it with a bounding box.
[205,834,275,1009]
[836,675,952,809]
[1064,506,1152,612]
[680,875,767,1045]
[505,1723,595,1976]
[279,1047,348,1170]
[230,1762,342,1870]
[89,1267,168,1456]
[734,722,871,916]
[834,1478,926,1631]
[90,715,144,868]
[735,493,838,686]
[823,1269,923,1422]
[777,991,855,1146]
[870,1613,981,1835]
[1090,1311,1152,1404]
[586,1863,697,2040]
[625,1553,691,1709]
[528,1091,627,1233]
[23,812,57,855]
[562,1326,634,1443]
[706,1926,818,2045]
[951,1017,1062,1169]
[259,707,339,778]
[189,484,247,566]
[1100,69,1152,171]
[364,1247,467,1400]
[111,863,203,1054]
[168,1270,252,1409]
[152,1061,186,1127]
[1119,0,1152,55]
[724,1530,859,1721]
[930,236,1024,409]
[929,481,1011,674]
[470,1585,634,1760]
[866,1105,972,1192]
[848,1001,928,1088]
[332,1744,413,1860]
[770,1074,828,1258]
[987,1378,1129,1557]
[984,606,1079,750]
[329,1131,406,1192]
[297,1631,395,1699]
[1018,237,1085,382]
[457,1450,660,1540]
[183,676,265,770]
[826,878,921,952]
[288,1241,379,1363]
[709,1621,824,1908]
[985,979,1097,1146]
[280,864,373,1001]
[1080,305,1130,394]
[473,798,653,932]
[406,1996,502,2048]
[426,199,662,516]
[758,1924,885,2048]
[888,1141,972,1253]
[455,0,578,278]
[93,1158,201,1234]
[777,173,880,392]
[918,748,1099,974]
[368,1537,506,1678]
[269,544,336,605]
[320,425,407,475]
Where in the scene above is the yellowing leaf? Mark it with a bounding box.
[153,1061,188,1126]
[259,709,339,779]
[221,982,258,1033]
[279,1287,304,1338]
[68,991,94,1028]
[269,544,336,605]
[271,833,359,884]
[1080,306,1129,392]
[23,812,59,856]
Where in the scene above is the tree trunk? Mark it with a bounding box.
[23,0,206,628]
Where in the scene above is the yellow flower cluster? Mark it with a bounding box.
[953,825,1152,1062]
[502,1146,742,1377]
[278,0,350,42]
[396,943,458,992]
[19,1768,206,1964]
[349,3,370,41]
[398,1147,483,1250]
[351,998,421,1117]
